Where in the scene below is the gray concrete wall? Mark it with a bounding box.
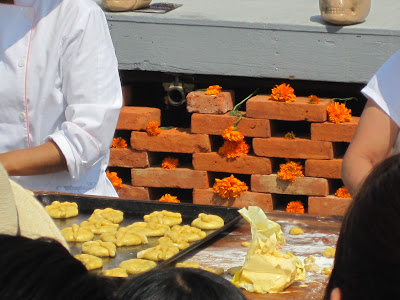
[101,0,400,83]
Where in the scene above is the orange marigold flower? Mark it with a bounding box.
[111,137,128,148]
[308,95,320,104]
[161,157,179,169]
[146,121,162,136]
[327,102,352,124]
[205,85,222,95]
[106,170,122,189]
[158,194,180,203]
[277,161,304,182]
[286,201,305,214]
[284,131,296,140]
[335,186,351,198]
[218,140,250,158]
[269,83,296,103]
[213,175,248,199]
[222,126,245,142]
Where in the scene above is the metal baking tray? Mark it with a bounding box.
[35,193,242,274]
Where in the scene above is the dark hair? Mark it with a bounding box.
[0,234,116,300]
[324,153,400,300]
[116,267,247,300]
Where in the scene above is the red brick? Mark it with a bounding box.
[246,95,332,122]
[109,148,150,168]
[186,91,234,114]
[193,188,273,212]
[253,137,334,159]
[117,185,150,200]
[251,174,329,196]
[305,159,342,179]
[191,112,270,138]
[308,196,352,216]
[116,106,161,130]
[193,152,271,175]
[131,168,209,189]
[131,128,211,153]
[311,117,360,142]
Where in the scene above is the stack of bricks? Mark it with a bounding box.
[109,91,357,217]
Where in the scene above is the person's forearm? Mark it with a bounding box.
[341,149,374,197]
[0,141,67,176]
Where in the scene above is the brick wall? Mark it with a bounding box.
[109,93,355,217]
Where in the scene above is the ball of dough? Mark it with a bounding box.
[323,247,336,258]
[322,267,333,275]
[100,228,148,247]
[119,259,157,274]
[191,213,224,230]
[81,240,116,257]
[158,236,189,250]
[61,224,94,242]
[165,225,206,242]
[137,242,180,261]
[125,222,170,237]
[102,268,128,278]
[89,208,124,224]
[80,218,119,235]
[45,201,78,219]
[74,254,103,270]
[241,241,251,247]
[289,226,304,235]
[143,210,182,226]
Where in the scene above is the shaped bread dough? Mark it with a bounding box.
[191,213,224,230]
[143,210,182,226]
[289,226,304,235]
[74,254,103,270]
[81,240,116,257]
[80,218,119,234]
[89,208,124,224]
[119,258,157,274]
[323,247,336,258]
[100,227,148,246]
[125,222,170,237]
[45,201,78,219]
[241,241,251,247]
[165,225,206,242]
[158,236,189,250]
[102,268,128,278]
[137,242,179,261]
[61,224,94,242]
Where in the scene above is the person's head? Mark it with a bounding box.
[324,153,400,300]
[116,267,247,300]
[0,234,116,300]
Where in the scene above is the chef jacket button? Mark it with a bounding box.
[18,60,25,67]
[19,112,26,121]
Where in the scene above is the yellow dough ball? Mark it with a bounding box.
[45,201,78,219]
[289,226,304,235]
[305,263,320,273]
[143,210,182,226]
[81,240,116,257]
[322,267,333,275]
[89,208,124,224]
[304,255,315,265]
[323,247,336,258]
[191,213,224,230]
[61,224,94,242]
[102,268,128,278]
[74,254,103,270]
[119,259,157,275]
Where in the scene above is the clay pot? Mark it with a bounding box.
[319,0,371,25]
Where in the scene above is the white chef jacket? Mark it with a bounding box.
[361,49,400,155]
[0,0,122,196]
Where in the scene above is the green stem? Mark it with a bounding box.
[229,88,259,129]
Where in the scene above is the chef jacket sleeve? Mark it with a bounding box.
[48,4,122,179]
